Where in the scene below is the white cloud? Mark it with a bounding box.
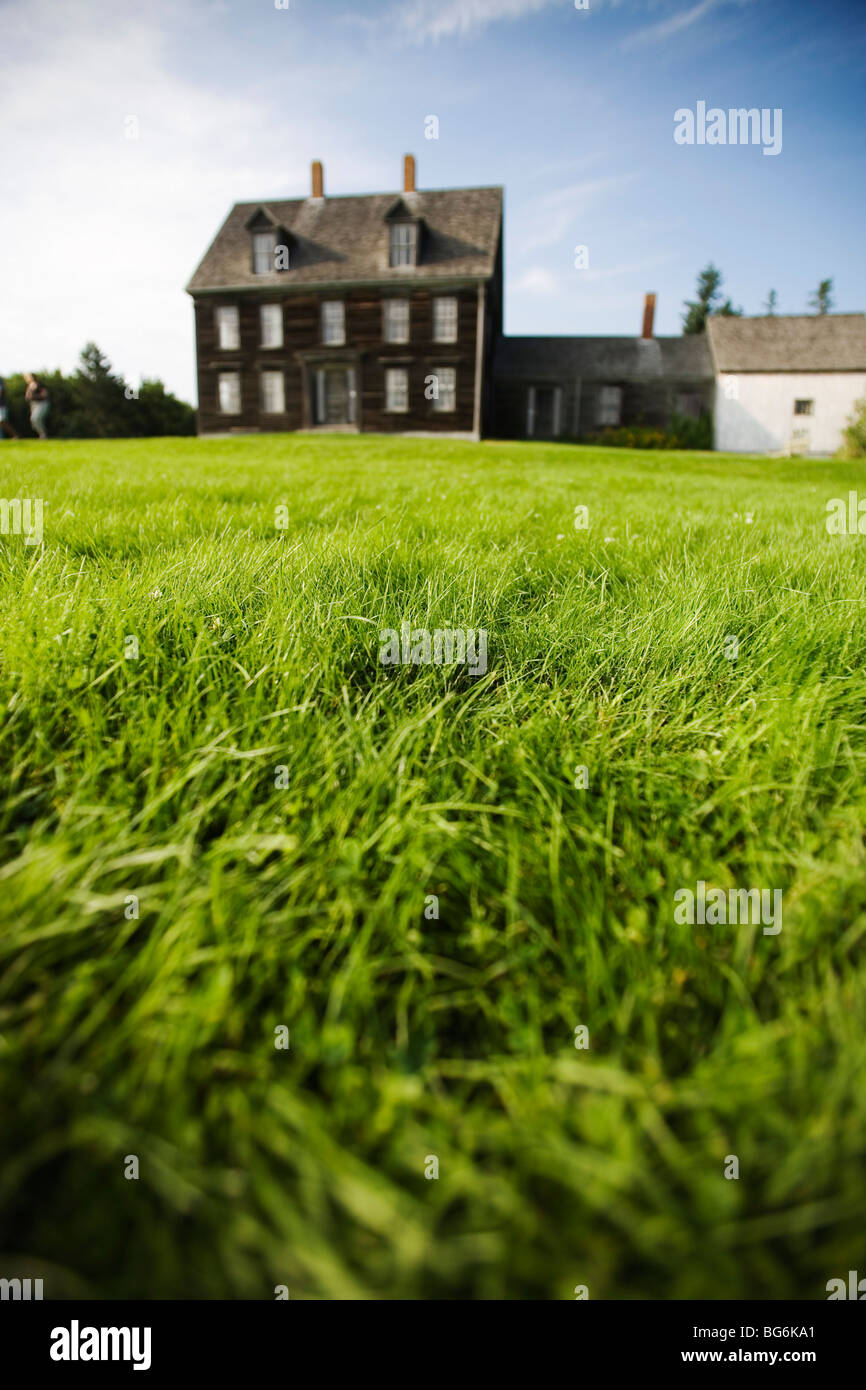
[583,253,678,282]
[393,0,560,44]
[370,0,751,52]
[621,0,753,50]
[0,0,382,402]
[520,175,637,252]
[513,266,560,294]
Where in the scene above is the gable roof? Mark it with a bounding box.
[187,186,502,293]
[494,335,713,381]
[383,197,418,222]
[707,313,866,372]
[244,206,289,232]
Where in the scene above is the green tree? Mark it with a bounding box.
[2,348,194,438]
[840,396,866,458]
[2,372,33,437]
[763,289,778,315]
[71,342,129,437]
[808,278,834,315]
[130,379,195,436]
[682,264,743,334]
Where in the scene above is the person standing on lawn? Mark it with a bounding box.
[0,375,18,439]
[24,372,50,439]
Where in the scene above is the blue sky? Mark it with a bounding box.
[2,0,864,402]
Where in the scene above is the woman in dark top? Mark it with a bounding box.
[24,373,50,439]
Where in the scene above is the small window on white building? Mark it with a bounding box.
[321,301,346,345]
[260,304,283,348]
[252,231,277,274]
[794,399,814,415]
[597,385,622,427]
[431,367,456,412]
[216,306,240,351]
[385,367,409,412]
[433,297,458,343]
[260,370,285,414]
[389,223,417,268]
[383,300,410,343]
[218,371,241,414]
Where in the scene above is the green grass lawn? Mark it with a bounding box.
[1,433,865,1300]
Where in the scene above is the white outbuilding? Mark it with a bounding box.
[707,313,866,456]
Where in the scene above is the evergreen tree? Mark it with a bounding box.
[682,264,743,334]
[72,342,130,436]
[1,345,194,437]
[808,279,834,314]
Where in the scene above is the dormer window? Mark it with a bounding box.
[389,222,417,268]
[384,197,423,270]
[253,230,277,274]
[245,208,293,274]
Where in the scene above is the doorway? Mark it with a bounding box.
[314,366,356,426]
[526,385,562,438]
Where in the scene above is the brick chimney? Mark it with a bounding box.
[311,159,324,199]
[641,292,656,339]
[403,154,416,193]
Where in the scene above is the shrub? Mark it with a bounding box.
[839,397,866,459]
[667,410,713,450]
[586,412,712,451]
[1,344,194,439]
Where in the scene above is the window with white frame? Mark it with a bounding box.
[252,230,277,274]
[385,367,409,412]
[218,371,241,414]
[321,301,345,345]
[260,370,285,414]
[794,399,814,415]
[389,222,416,268]
[431,367,456,412]
[216,305,240,351]
[260,304,283,348]
[433,297,458,343]
[597,385,623,427]
[383,299,410,344]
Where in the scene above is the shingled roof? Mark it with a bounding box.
[707,313,866,372]
[187,186,503,293]
[494,335,713,381]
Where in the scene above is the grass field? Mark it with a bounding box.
[1,433,865,1301]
